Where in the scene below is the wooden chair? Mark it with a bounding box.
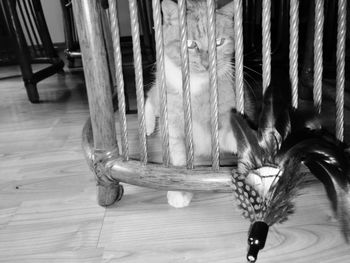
[1,0,64,103]
[74,0,348,207]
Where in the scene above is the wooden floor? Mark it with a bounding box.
[1,63,350,263]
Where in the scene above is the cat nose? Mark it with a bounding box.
[200,52,209,70]
[202,59,209,70]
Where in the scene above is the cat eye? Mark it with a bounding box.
[216,38,225,46]
[187,40,197,49]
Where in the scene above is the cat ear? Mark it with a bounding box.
[218,1,234,18]
[162,0,178,25]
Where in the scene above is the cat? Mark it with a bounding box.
[145,0,255,208]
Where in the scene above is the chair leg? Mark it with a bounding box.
[61,0,78,68]
[92,153,124,207]
[24,81,40,103]
[72,0,121,207]
[97,184,124,207]
[3,0,40,102]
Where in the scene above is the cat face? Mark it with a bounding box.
[162,0,234,78]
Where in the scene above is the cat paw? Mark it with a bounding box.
[167,191,194,208]
[170,153,186,166]
[145,102,156,135]
[146,120,156,136]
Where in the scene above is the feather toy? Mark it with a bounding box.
[230,80,350,262]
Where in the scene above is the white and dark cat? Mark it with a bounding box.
[145,0,255,208]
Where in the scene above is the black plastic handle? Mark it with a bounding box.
[247,221,269,262]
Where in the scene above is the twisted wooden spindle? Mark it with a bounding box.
[128,0,148,164]
[313,0,324,113]
[207,0,220,171]
[289,0,299,109]
[178,0,194,169]
[108,0,129,160]
[262,0,271,93]
[233,0,244,114]
[152,0,170,166]
[336,0,347,141]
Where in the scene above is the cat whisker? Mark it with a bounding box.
[243,65,262,76]
[229,61,262,77]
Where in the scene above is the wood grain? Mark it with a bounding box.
[72,0,121,206]
[1,63,350,262]
[0,69,104,262]
[71,0,117,151]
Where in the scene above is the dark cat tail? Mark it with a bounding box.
[278,136,350,241]
[243,78,259,127]
[258,76,292,142]
[254,78,291,163]
[230,109,262,173]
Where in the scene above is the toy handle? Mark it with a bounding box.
[247,221,269,262]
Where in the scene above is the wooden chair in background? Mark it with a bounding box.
[1,0,64,103]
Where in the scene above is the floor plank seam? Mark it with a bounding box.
[96,206,107,249]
